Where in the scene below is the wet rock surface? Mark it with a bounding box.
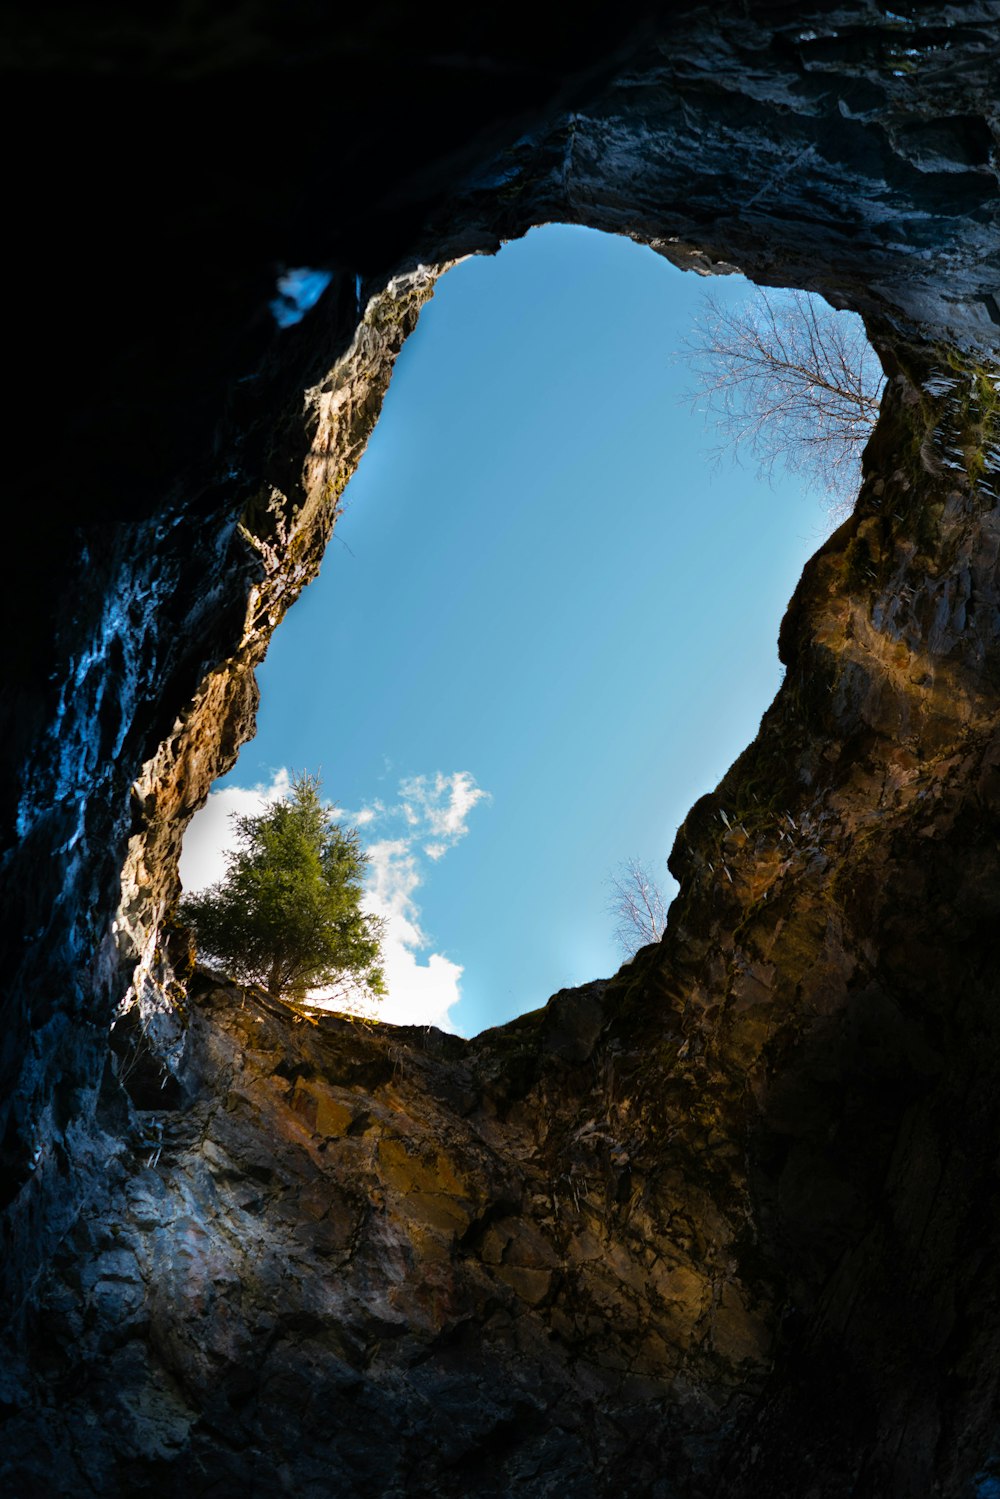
[2,3,1000,1494]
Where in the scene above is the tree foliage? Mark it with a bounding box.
[181,772,384,1002]
[608,858,669,957]
[684,286,886,514]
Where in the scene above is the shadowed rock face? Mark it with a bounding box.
[2,3,999,1494]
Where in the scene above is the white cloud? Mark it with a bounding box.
[339,836,466,1032]
[180,766,489,1036]
[179,768,291,893]
[318,772,490,1032]
[353,801,382,827]
[398,771,490,854]
[365,837,425,949]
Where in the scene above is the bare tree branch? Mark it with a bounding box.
[608,858,668,957]
[682,287,886,516]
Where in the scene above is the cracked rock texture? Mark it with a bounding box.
[2,3,1000,1495]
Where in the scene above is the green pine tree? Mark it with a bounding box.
[181,772,385,1002]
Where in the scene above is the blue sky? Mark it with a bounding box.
[181,225,837,1035]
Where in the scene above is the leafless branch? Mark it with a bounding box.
[608,858,668,957]
[682,286,886,517]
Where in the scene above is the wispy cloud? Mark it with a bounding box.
[352,801,383,827]
[335,771,490,1032]
[397,771,489,858]
[179,767,489,1034]
[356,836,464,1031]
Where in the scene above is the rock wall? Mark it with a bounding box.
[2,3,999,1494]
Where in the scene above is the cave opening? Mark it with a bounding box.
[180,223,866,1036]
[6,9,1000,1495]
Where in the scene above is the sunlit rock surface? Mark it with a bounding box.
[8,973,767,1496]
[2,2,999,1494]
